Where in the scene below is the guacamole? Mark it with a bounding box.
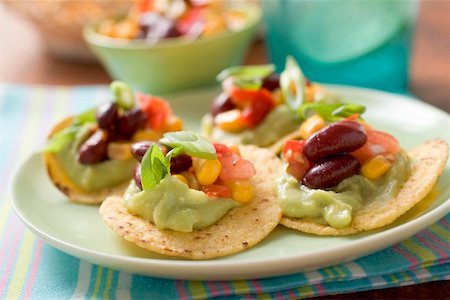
[55,124,135,192]
[208,105,300,147]
[277,152,410,228]
[124,175,240,232]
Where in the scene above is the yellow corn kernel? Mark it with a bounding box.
[361,155,392,180]
[107,142,133,160]
[214,109,246,133]
[272,88,285,105]
[193,158,222,186]
[225,180,253,203]
[97,19,117,37]
[132,129,162,142]
[305,85,314,103]
[115,20,138,39]
[164,116,183,132]
[173,174,188,185]
[228,144,241,156]
[299,114,325,139]
[180,171,200,189]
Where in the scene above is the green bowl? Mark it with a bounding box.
[83,2,261,95]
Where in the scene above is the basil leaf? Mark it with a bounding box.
[216,64,275,82]
[160,131,217,160]
[43,125,81,152]
[140,144,170,190]
[111,81,135,109]
[298,102,366,122]
[280,56,306,111]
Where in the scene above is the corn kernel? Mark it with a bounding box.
[180,171,200,189]
[132,129,162,142]
[225,180,253,203]
[214,109,246,133]
[107,142,133,160]
[305,85,314,103]
[361,155,392,180]
[193,158,222,186]
[173,174,188,185]
[164,116,183,132]
[299,114,325,139]
[272,88,284,105]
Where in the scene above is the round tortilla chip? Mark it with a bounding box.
[99,145,283,259]
[43,117,130,205]
[280,139,449,236]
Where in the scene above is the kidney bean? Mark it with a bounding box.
[96,102,118,131]
[261,73,280,91]
[78,130,109,165]
[118,108,148,137]
[209,93,236,117]
[133,163,143,190]
[303,121,367,162]
[170,154,192,174]
[302,154,360,189]
[131,141,160,162]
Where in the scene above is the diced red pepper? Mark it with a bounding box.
[230,88,275,128]
[137,93,172,130]
[176,6,205,38]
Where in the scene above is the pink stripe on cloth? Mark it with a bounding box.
[206,281,220,297]
[219,281,232,295]
[175,281,189,300]
[250,279,263,293]
[315,283,326,296]
[440,218,450,230]
[0,220,24,292]
[392,245,420,268]
[417,231,449,257]
[22,240,44,300]
[274,291,284,300]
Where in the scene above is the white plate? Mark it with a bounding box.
[10,86,450,280]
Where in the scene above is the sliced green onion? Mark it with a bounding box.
[280,56,306,111]
[111,81,135,109]
[216,64,275,82]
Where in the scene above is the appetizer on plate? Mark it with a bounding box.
[100,131,282,259]
[202,58,337,148]
[276,109,448,235]
[43,81,183,204]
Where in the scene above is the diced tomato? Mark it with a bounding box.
[202,184,232,198]
[137,93,172,130]
[282,140,305,163]
[286,159,311,182]
[351,130,400,163]
[213,143,233,157]
[136,0,154,13]
[229,88,275,128]
[176,6,205,37]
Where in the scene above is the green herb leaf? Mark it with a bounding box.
[111,81,135,109]
[140,144,170,190]
[216,64,275,82]
[298,102,366,122]
[160,131,217,160]
[233,78,262,90]
[280,56,306,111]
[73,108,96,125]
[43,125,82,152]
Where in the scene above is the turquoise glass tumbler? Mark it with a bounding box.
[261,0,418,92]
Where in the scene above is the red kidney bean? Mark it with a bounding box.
[131,141,160,162]
[133,163,143,190]
[118,108,148,137]
[261,73,280,91]
[96,102,118,131]
[209,93,236,117]
[170,154,192,174]
[78,130,109,165]
[303,121,367,162]
[302,154,360,189]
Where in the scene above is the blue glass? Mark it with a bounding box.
[261,0,418,93]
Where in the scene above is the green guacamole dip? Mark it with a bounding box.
[205,104,301,147]
[124,175,240,232]
[277,152,410,228]
[55,124,135,192]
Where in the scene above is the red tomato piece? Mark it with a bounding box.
[282,140,305,163]
[213,143,233,158]
[351,130,399,163]
[137,93,172,130]
[176,6,205,37]
[234,89,275,128]
[202,184,232,198]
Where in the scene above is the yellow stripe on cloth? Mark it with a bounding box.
[187,281,208,299]
[91,266,104,299]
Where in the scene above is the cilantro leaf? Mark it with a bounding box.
[140,144,170,190]
[160,131,217,160]
[298,102,366,122]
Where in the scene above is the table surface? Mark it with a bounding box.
[1,1,449,299]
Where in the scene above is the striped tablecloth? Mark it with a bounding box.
[0,83,449,299]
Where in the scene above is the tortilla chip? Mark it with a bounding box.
[99,145,283,259]
[43,117,129,205]
[280,139,449,236]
